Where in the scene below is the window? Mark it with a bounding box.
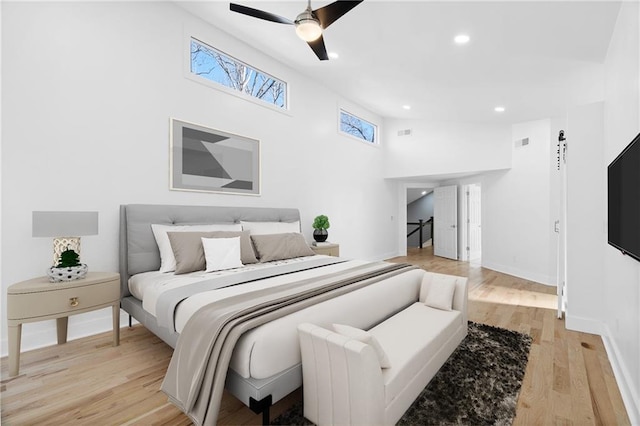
[339,109,377,143]
[190,38,287,109]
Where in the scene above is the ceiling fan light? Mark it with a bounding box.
[295,10,322,42]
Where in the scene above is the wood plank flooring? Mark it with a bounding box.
[1,247,630,425]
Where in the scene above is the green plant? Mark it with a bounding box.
[312,215,330,231]
[56,247,82,268]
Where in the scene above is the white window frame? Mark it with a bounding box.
[185,36,290,114]
[338,108,379,146]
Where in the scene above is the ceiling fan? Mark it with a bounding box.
[229,1,363,61]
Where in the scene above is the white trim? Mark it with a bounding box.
[337,108,379,146]
[0,308,128,358]
[601,324,640,426]
[481,261,556,286]
[564,314,603,335]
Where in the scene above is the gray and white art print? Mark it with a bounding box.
[170,119,260,195]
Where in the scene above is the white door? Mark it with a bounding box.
[434,185,458,260]
[468,184,482,261]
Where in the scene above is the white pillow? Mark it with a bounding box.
[422,274,457,311]
[151,223,242,272]
[240,220,300,235]
[332,324,391,369]
[202,236,243,272]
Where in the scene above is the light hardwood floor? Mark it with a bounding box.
[1,247,630,425]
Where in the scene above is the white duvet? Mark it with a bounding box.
[129,256,425,379]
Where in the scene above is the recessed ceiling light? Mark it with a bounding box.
[454,34,470,44]
[421,191,427,195]
[402,105,411,110]
[328,52,339,59]
[494,106,506,112]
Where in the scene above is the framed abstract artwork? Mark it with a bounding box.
[170,119,260,195]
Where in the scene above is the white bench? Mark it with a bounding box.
[298,271,468,426]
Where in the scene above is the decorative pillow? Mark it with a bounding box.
[151,223,241,273]
[202,237,243,273]
[240,220,301,235]
[250,233,315,262]
[167,230,258,275]
[208,231,258,265]
[421,273,457,311]
[167,231,213,274]
[332,324,391,369]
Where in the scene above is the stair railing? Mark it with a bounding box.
[406,217,433,249]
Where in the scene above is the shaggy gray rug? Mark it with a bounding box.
[271,322,532,426]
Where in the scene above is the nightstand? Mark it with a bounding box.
[311,243,340,257]
[6,271,120,376]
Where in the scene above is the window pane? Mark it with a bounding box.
[190,38,287,109]
[340,110,377,143]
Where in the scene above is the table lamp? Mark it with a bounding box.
[32,211,99,265]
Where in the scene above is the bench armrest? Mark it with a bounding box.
[298,323,386,426]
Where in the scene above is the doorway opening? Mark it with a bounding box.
[406,188,433,249]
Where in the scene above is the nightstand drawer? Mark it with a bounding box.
[7,279,119,320]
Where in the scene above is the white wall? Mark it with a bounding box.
[565,102,605,334]
[383,119,512,178]
[1,2,397,355]
[480,119,557,285]
[601,2,640,422]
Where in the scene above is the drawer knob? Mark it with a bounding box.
[69,297,79,307]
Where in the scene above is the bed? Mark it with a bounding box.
[118,204,426,424]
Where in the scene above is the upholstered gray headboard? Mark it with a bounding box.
[118,204,301,298]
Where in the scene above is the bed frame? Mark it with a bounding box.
[118,204,302,423]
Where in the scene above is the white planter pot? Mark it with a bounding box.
[47,264,88,282]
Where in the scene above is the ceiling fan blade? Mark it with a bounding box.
[230,3,294,25]
[313,1,363,29]
[307,35,329,61]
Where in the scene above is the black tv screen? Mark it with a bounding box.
[608,132,640,262]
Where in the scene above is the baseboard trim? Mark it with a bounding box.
[0,308,130,358]
[481,261,556,286]
[564,314,603,335]
[601,324,640,425]
[602,324,640,425]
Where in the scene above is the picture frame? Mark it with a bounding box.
[170,118,260,196]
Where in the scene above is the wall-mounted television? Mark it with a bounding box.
[607,132,640,262]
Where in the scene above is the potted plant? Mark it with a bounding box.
[47,247,88,282]
[312,214,330,242]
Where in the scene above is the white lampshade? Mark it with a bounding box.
[32,211,98,264]
[295,18,322,42]
[32,211,99,237]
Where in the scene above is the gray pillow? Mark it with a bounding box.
[168,230,258,274]
[250,233,316,262]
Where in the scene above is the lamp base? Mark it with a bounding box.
[53,237,80,265]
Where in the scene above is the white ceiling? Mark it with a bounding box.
[177,0,622,124]
[407,188,433,204]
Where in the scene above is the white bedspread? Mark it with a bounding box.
[129,256,425,379]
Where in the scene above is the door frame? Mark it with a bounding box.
[460,183,482,262]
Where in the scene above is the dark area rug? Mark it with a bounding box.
[271,322,532,425]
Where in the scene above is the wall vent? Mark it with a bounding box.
[397,129,412,137]
[514,137,530,147]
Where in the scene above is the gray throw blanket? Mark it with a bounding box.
[161,261,416,425]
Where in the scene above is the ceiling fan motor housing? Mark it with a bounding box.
[295,9,322,41]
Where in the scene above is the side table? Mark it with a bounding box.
[6,271,121,376]
[310,243,340,257]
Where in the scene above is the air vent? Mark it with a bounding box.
[397,129,412,137]
[514,137,529,147]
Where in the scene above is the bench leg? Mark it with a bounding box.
[249,395,272,425]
